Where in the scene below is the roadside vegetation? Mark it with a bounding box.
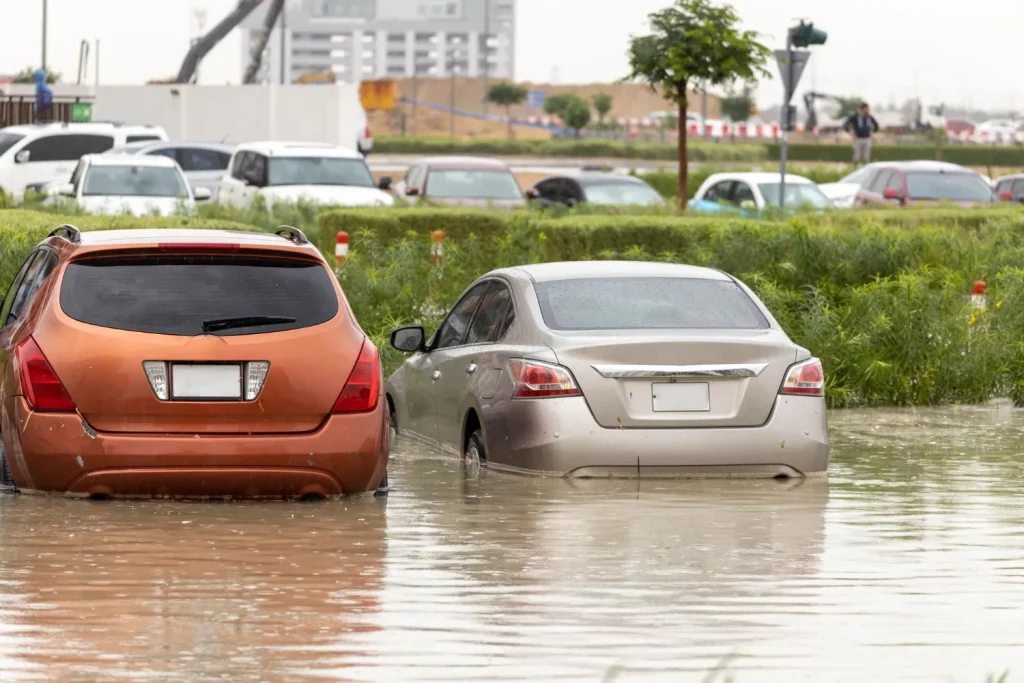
[7,204,1024,408]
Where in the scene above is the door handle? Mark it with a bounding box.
[465,363,477,375]
[432,370,441,381]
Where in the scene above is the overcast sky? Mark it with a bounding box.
[0,0,1018,111]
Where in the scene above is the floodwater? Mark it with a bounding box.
[2,407,1024,682]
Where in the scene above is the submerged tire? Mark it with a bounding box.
[0,436,17,494]
[466,429,487,465]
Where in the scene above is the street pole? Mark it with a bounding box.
[41,0,48,70]
[779,31,793,212]
[482,0,490,115]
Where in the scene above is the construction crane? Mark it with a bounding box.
[803,92,847,134]
[175,0,265,84]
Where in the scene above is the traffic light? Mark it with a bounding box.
[790,21,827,48]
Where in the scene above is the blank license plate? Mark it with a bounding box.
[652,382,710,412]
[172,364,242,400]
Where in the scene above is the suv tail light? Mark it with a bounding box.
[15,337,76,412]
[780,358,825,397]
[508,359,581,399]
[364,124,372,139]
[333,339,381,413]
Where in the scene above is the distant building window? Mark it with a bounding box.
[446,2,457,15]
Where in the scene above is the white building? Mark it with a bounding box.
[240,0,516,85]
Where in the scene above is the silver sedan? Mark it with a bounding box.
[385,261,829,478]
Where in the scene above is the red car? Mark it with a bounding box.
[851,161,994,208]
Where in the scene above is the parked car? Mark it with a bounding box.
[218,142,393,209]
[0,224,389,499]
[993,173,1024,203]
[689,172,833,215]
[819,161,994,208]
[356,102,373,156]
[393,157,525,208]
[0,121,168,200]
[105,141,234,201]
[385,261,828,479]
[526,172,666,207]
[49,154,206,216]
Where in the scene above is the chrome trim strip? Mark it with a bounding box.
[591,363,769,379]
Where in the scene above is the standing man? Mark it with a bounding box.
[34,68,53,123]
[844,103,879,165]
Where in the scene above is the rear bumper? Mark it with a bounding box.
[485,395,829,478]
[2,397,389,499]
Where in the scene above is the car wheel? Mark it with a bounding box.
[0,435,17,494]
[466,429,487,465]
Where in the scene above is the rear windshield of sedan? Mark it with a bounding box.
[426,170,522,200]
[60,255,339,336]
[83,165,189,198]
[534,277,769,330]
[906,172,993,202]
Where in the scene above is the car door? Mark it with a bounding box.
[423,282,491,450]
[238,153,267,206]
[0,249,59,354]
[858,170,892,206]
[176,147,230,198]
[691,180,737,214]
[219,151,249,207]
[1012,179,1024,202]
[731,180,758,215]
[11,133,113,195]
[433,281,515,450]
[530,178,561,207]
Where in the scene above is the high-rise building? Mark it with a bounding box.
[240,0,516,85]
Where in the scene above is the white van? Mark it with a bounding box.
[0,122,168,199]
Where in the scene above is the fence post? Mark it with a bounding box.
[335,231,349,266]
[431,230,444,269]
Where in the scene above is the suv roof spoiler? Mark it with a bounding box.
[48,224,82,244]
[274,225,309,245]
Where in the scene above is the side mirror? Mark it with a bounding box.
[391,326,426,353]
[57,183,75,197]
[882,188,901,201]
[15,150,30,164]
[193,186,212,201]
[405,187,419,197]
[378,175,393,191]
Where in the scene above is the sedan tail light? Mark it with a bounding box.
[508,359,581,399]
[779,358,825,397]
[15,337,76,412]
[333,339,381,413]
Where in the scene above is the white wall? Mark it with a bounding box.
[83,84,359,148]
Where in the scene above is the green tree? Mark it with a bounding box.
[925,126,949,160]
[542,93,575,118]
[13,67,60,84]
[561,96,592,137]
[625,0,770,207]
[592,92,613,126]
[485,81,528,139]
[720,83,756,123]
[835,96,864,119]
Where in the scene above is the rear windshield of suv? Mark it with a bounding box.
[60,255,339,336]
[534,277,769,330]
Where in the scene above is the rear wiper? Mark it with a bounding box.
[201,316,296,333]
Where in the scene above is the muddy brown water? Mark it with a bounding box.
[2,407,1024,682]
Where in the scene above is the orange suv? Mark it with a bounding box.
[0,224,389,499]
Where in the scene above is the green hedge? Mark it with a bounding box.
[375,135,1024,168]
[0,210,259,293]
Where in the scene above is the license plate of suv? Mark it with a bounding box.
[171,364,242,400]
[652,382,710,412]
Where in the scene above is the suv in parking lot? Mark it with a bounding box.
[0,122,168,199]
[0,225,389,499]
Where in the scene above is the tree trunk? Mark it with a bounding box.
[678,99,688,210]
[506,106,513,139]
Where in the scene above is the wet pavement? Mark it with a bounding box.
[2,406,1024,681]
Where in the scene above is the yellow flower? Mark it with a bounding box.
[969,314,977,326]
[996,300,1004,309]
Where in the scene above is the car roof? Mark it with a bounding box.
[84,153,180,168]
[504,261,732,283]
[64,229,318,257]
[133,141,235,153]
[422,156,511,170]
[994,173,1024,182]
[703,172,815,185]
[1,122,165,136]
[874,160,975,173]
[235,141,362,158]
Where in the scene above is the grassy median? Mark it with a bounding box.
[6,205,1024,407]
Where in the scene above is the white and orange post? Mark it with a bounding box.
[335,231,349,267]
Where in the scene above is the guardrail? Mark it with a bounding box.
[0,95,94,128]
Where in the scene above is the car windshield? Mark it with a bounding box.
[583,182,664,206]
[0,132,25,158]
[267,157,375,187]
[906,172,993,202]
[534,277,769,331]
[426,169,522,200]
[60,256,339,336]
[758,183,832,209]
[82,165,189,197]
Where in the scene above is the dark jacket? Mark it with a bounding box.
[844,113,879,139]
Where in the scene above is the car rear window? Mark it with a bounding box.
[60,255,339,336]
[906,172,993,202]
[533,277,769,331]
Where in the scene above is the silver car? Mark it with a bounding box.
[385,261,830,479]
[105,141,235,201]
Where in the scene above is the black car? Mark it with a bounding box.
[526,172,665,207]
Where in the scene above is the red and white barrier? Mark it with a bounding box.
[431,230,444,267]
[335,231,348,264]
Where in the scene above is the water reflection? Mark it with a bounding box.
[1,407,1024,681]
